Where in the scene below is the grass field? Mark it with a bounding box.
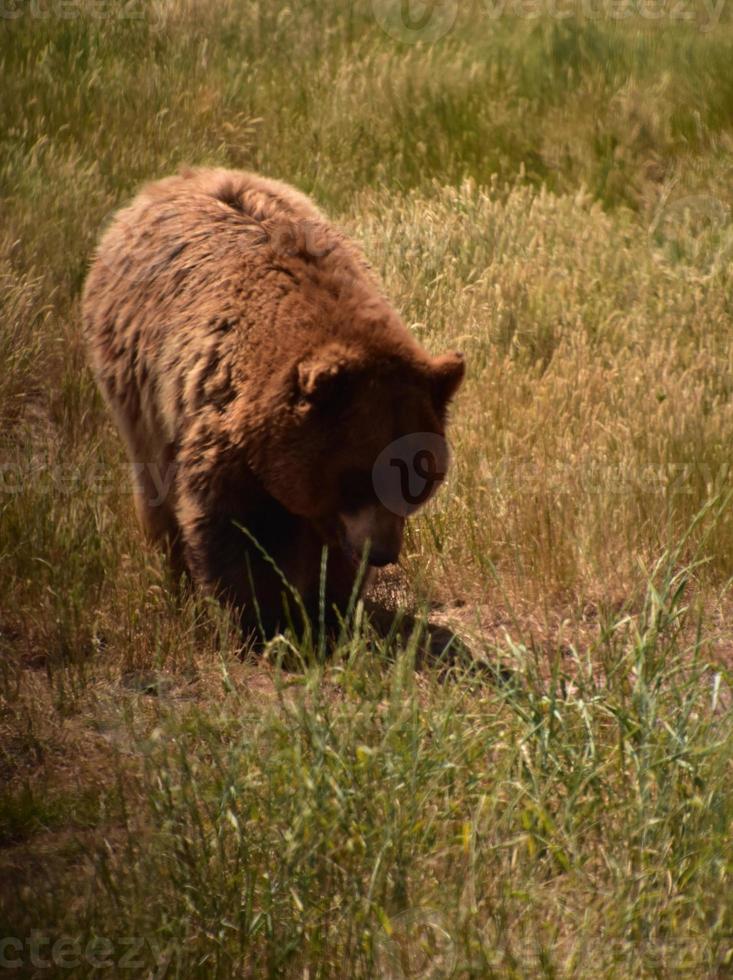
[3,1,733,976]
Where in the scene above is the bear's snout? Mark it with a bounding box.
[364,543,400,568]
[338,505,404,568]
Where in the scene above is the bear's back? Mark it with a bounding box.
[138,167,326,227]
[84,167,379,345]
[82,169,390,450]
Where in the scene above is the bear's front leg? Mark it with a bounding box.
[172,447,315,638]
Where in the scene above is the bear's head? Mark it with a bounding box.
[260,339,465,570]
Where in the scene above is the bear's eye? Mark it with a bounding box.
[339,468,376,512]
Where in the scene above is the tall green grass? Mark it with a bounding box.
[4,554,733,976]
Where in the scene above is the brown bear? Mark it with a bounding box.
[82,168,464,639]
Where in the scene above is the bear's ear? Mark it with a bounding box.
[428,351,465,413]
[296,344,357,409]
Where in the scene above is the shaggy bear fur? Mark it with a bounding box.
[83,168,464,637]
